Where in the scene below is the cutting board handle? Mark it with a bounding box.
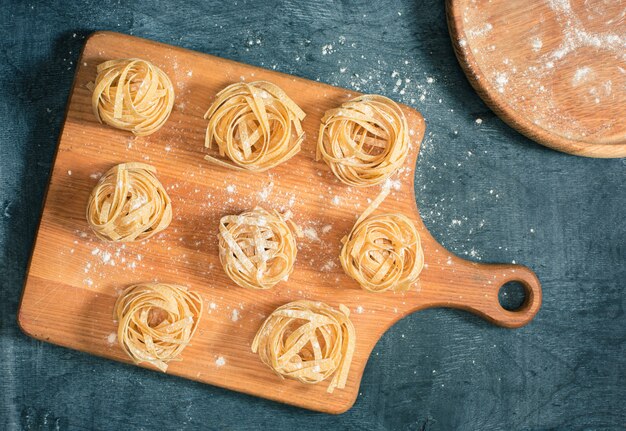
[419,257,542,328]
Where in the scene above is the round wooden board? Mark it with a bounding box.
[446,0,626,158]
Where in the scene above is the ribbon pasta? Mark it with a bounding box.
[86,162,172,242]
[204,81,306,171]
[251,300,356,393]
[114,283,203,372]
[218,207,298,290]
[340,188,424,292]
[317,95,409,187]
[90,58,174,136]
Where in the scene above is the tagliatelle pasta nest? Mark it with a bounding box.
[340,188,424,292]
[317,95,409,187]
[89,58,174,136]
[114,283,203,372]
[251,300,355,393]
[86,162,172,242]
[204,81,306,171]
[218,207,298,290]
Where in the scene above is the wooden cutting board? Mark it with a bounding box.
[18,31,542,414]
[447,0,626,158]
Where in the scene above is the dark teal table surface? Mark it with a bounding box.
[1,1,624,430]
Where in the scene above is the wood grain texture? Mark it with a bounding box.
[446,0,626,158]
[17,32,542,413]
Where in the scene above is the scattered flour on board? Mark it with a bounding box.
[458,0,625,134]
[215,356,226,367]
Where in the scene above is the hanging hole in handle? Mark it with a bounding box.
[498,281,527,311]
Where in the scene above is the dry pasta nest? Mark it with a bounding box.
[251,300,355,393]
[218,207,298,290]
[86,162,172,242]
[114,283,203,372]
[317,95,409,187]
[340,189,424,292]
[204,81,306,171]
[90,58,174,136]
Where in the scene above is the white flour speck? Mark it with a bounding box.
[215,356,226,367]
[321,261,336,272]
[495,73,508,93]
[303,227,319,241]
[101,251,111,264]
[468,22,493,38]
[107,333,117,345]
[531,37,543,52]
[384,178,401,191]
[258,182,274,201]
[572,67,592,86]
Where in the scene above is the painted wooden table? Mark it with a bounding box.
[1,0,624,429]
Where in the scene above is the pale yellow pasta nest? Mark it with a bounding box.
[114,283,203,372]
[204,81,306,171]
[86,162,172,242]
[340,188,424,292]
[90,58,174,136]
[218,207,298,290]
[251,300,356,393]
[317,95,409,187]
